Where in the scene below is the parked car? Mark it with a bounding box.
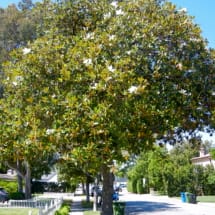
[98,191,119,206]
[114,186,122,192]
[0,188,9,202]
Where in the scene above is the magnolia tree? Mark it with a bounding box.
[1,0,214,213]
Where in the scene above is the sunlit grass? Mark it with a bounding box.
[83,211,100,215]
[197,195,215,203]
[82,200,93,208]
[0,208,38,215]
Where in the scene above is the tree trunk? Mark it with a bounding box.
[17,159,23,193]
[93,187,98,212]
[5,160,25,193]
[93,175,99,212]
[101,165,114,215]
[86,176,90,202]
[17,174,23,193]
[24,161,32,199]
[82,182,85,194]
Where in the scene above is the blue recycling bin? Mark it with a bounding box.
[180,192,186,203]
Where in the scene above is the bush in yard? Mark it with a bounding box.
[9,192,25,200]
[136,179,144,194]
[0,180,17,193]
[55,202,70,215]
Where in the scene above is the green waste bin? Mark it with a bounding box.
[113,202,125,215]
[185,192,196,204]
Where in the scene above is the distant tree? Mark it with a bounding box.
[18,0,34,11]
[0,0,38,69]
[127,146,169,194]
[167,142,199,196]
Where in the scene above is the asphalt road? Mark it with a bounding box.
[119,189,215,215]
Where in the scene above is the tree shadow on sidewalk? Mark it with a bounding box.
[125,201,179,214]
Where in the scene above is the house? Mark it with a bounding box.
[191,147,215,167]
[36,171,58,183]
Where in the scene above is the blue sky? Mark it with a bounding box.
[1,0,214,48]
[171,0,215,49]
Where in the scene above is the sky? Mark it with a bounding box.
[1,0,214,48]
[171,0,215,49]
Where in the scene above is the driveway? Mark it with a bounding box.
[119,190,215,215]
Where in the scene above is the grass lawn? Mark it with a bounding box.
[197,195,215,203]
[81,201,100,215]
[84,211,100,215]
[0,208,38,215]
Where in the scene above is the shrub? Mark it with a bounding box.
[82,200,93,208]
[0,180,17,193]
[55,202,71,215]
[127,179,137,193]
[9,192,25,200]
[136,179,144,194]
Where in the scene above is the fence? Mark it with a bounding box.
[0,197,63,215]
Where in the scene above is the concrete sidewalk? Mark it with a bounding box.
[39,191,85,215]
[69,195,84,215]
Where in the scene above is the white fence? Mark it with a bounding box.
[0,197,63,215]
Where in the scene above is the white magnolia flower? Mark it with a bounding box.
[93,122,99,126]
[91,83,98,89]
[179,89,191,96]
[111,1,118,8]
[178,8,187,13]
[116,9,124,15]
[126,51,131,55]
[109,35,115,40]
[106,76,112,82]
[83,58,92,66]
[108,65,115,72]
[176,63,183,70]
[23,48,31,55]
[12,76,23,86]
[179,89,186,94]
[104,12,111,19]
[128,86,138,93]
[86,32,94,39]
[46,129,55,135]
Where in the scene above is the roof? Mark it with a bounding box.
[36,172,58,183]
[0,173,16,181]
[191,154,211,162]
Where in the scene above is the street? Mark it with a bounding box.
[119,189,215,215]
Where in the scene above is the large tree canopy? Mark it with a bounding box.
[0,0,214,213]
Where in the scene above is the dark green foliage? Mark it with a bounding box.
[210,148,215,160]
[203,165,215,195]
[9,192,25,200]
[136,179,144,194]
[128,142,215,197]
[31,181,76,193]
[127,179,137,193]
[81,200,93,208]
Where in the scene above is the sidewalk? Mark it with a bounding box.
[69,195,84,215]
